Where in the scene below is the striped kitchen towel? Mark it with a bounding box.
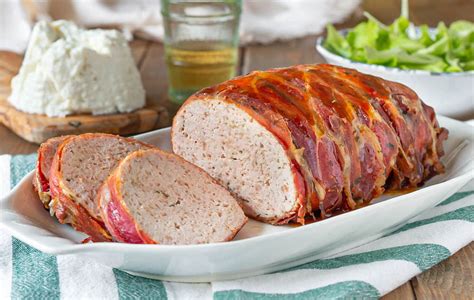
[0,153,473,299]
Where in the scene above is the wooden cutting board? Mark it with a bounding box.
[0,51,169,144]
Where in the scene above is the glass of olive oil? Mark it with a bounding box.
[161,0,241,104]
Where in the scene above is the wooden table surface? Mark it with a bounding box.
[0,0,472,298]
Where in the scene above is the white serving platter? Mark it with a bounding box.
[0,116,473,282]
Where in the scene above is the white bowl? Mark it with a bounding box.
[316,36,474,120]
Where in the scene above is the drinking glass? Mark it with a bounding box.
[161,0,242,104]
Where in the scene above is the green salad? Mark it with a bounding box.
[323,2,474,72]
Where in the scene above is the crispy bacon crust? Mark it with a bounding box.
[33,136,72,209]
[180,64,448,224]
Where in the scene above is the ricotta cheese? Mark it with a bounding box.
[8,20,145,117]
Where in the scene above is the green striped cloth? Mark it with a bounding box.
[0,154,473,299]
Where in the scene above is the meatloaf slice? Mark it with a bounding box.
[49,133,152,242]
[33,135,72,209]
[98,149,248,244]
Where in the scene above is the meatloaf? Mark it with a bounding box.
[172,64,448,225]
[49,133,152,242]
[98,149,247,244]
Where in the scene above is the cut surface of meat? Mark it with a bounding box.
[172,99,302,223]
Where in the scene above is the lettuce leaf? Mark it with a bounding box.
[323,24,352,58]
[323,6,474,72]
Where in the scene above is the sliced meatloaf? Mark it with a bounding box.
[171,64,448,225]
[98,149,247,244]
[49,133,152,242]
[33,135,72,209]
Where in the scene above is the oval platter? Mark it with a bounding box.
[0,116,473,282]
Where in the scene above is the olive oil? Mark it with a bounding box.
[165,41,238,103]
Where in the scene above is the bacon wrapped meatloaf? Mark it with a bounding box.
[172,64,448,224]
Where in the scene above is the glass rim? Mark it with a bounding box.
[161,0,241,4]
[161,11,238,18]
[161,0,241,18]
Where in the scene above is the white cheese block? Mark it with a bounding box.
[8,20,145,117]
